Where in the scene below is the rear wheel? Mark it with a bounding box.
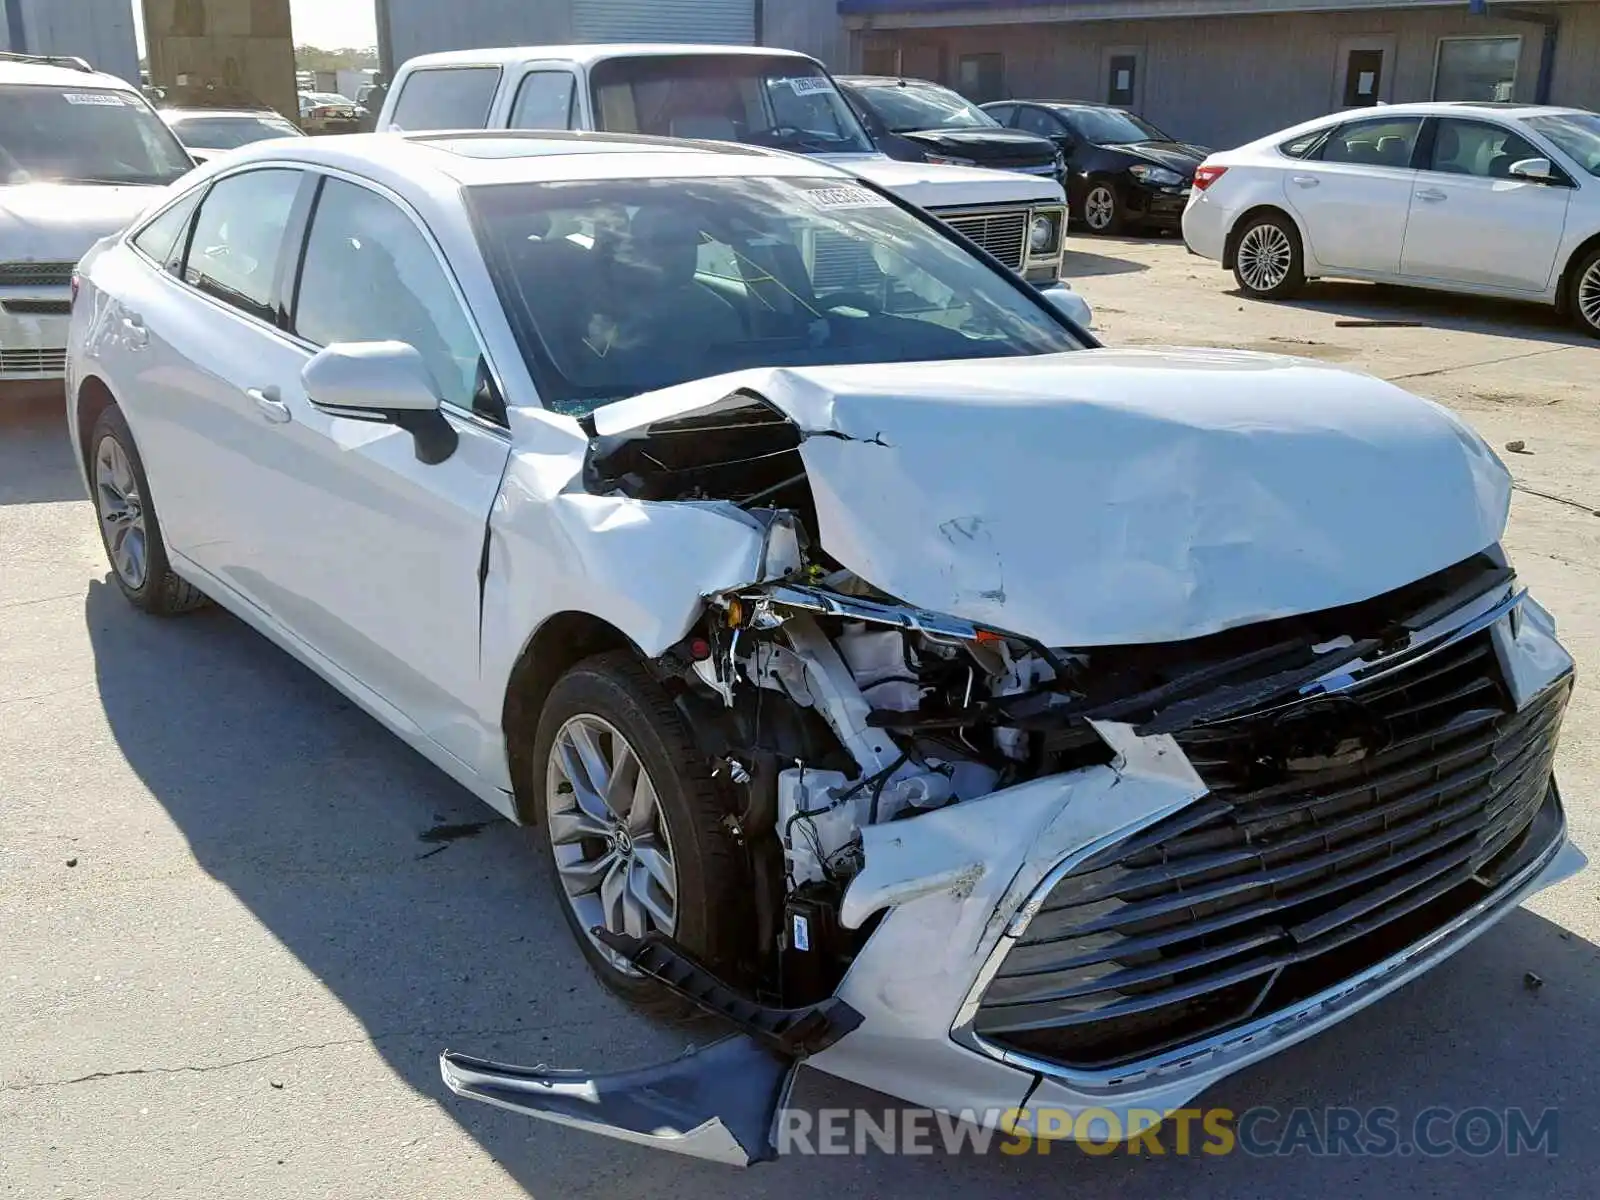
[1567,244,1600,338]
[1232,212,1305,299]
[1082,183,1123,235]
[89,406,206,616]
[531,651,751,1016]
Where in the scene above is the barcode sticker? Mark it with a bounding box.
[787,77,836,96]
[64,93,129,106]
[792,913,811,952]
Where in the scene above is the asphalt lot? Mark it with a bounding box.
[5,238,1600,1198]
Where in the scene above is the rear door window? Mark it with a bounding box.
[182,169,303,322]
[508,71,577,130]
[1317,117,1424,167]
[388,67,502,131]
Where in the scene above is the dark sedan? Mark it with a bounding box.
[983,100,1209,234]
[837,76,1062,181]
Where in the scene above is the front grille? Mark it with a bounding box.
[0,262,74,288]
[2,298,71,316]
[933,207,1029,270]
[974,630,1570,1071]
[0,348,68,376]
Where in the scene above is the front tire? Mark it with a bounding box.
[1566,244,1600,339]
[89,406,207,616]
[1232,212,1305,299]
[1081,182,1123,235]
[531,651,750,1016]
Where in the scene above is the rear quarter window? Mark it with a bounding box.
[388,67,502,131]
[1279,129,1327,158]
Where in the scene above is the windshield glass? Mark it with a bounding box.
[853,81,997,133]
[1062,107,1170,145]
[1525,112,1600,177]
[589,55,875,156]
[172,114,301,150]
[468,176,1080,416]
[0,85,193,186]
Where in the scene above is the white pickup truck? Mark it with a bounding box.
[377,43,1091,326]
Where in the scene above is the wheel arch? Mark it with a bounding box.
[500,610,643,823]
[75,374,120,474]
[1223,204,1306,272]
[1554,229,1600,316]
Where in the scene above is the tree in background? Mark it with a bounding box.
[295,45,379,74]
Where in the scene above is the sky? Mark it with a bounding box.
[134,0,379,51]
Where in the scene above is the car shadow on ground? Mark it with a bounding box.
[0,391,85,506]
[1248,280,1595,349]
[85,580,1600,1198]
[1063,247,1149,278]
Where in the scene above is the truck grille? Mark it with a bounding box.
[931,207,1029,271]
[0,262,75,288]
[0,348,68,376]
[973,629,1569,1071]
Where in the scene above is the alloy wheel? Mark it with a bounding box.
[1578,259,1600,332]
[95,435,148,589]
[545,714,677,971]
[1237,223,1294,293]
[1084,185,1117,231]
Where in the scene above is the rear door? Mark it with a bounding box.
[384,66,503,131]
[1283,115,1423,274]
[1399,117,1571,291]
[242,173,512,770]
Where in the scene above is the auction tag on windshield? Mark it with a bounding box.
[786,77,837,95]
[805,184,891,210]
[64,92,129,106]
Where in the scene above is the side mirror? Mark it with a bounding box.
[1509,157,1556,183]
[301,341,459,464]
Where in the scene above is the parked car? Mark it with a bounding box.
[299,91,363,134]
[0,52,194,396]
[835,75,1061,180]
[984,100,1208,234]
[1183,102,1600,335]
[160,107,303,163]
[376,44,1087,320]
[68,130,1583,1164]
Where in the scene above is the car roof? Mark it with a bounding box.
[835,75,940,88]
[162,108,292,121]
[399,43,816,70]
[209,129,849,190]
[1304,100,1589,121]
[0,58,139,92]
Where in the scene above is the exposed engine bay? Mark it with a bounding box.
[584,386,1521,1007]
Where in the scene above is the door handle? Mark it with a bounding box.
[1417,188,1447,202]
[1290,175,1320,188]
[120,313,148,348]
[247,386,291,424]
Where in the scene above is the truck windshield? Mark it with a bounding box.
[0,85,194,186]
[467,174,1081,416]
[589,55,876,156]
[853,81,998,133]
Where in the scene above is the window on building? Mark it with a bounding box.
[1427,119,1541,177]
[956,54,1003,103]
[509,71,577,130]
[388,67,502,132]
[1434,37,1520,102]
[183,169,303,322]
[294,178,487,417]
[1107,55,1137,107]
[1342,49,1384,107]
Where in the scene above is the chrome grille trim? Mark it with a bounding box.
[0,348,68,376]
[929,206,1030,271]
[0,262,75,287]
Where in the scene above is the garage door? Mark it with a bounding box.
[572,0,755,45]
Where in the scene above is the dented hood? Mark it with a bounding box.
[591,348,1510,647]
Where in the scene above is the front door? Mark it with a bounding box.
[1285,115,1423,274]
[248,174,512,771]
[1399,117,1572,291]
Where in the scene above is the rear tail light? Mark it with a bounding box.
[1193,163,1229,192]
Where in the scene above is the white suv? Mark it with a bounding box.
[377,44,1090,326]
[0,53,193,393]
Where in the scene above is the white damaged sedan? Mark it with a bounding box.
[68,131,1583,1163]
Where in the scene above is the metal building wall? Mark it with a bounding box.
[572,0,754,43]
[761,0,847,66]
[382,0,573,71]
[3,0,141,85]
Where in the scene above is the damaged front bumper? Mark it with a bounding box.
[441,578,1584,1164]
